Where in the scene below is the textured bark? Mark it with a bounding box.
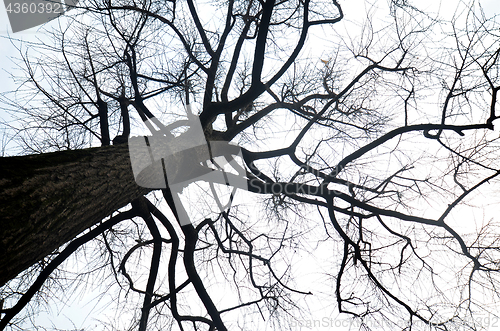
[0,144,151,286]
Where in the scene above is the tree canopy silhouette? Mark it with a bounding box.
[1,0,500,330]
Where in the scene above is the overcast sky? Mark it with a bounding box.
[1,0,500,111]
[1,0,500,95]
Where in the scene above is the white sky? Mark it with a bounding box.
[2,0,500,101]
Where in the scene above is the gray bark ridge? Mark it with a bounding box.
[0,144,151,286]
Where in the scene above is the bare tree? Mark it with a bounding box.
[2,0,500,330]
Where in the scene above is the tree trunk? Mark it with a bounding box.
[0,144,151,286]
